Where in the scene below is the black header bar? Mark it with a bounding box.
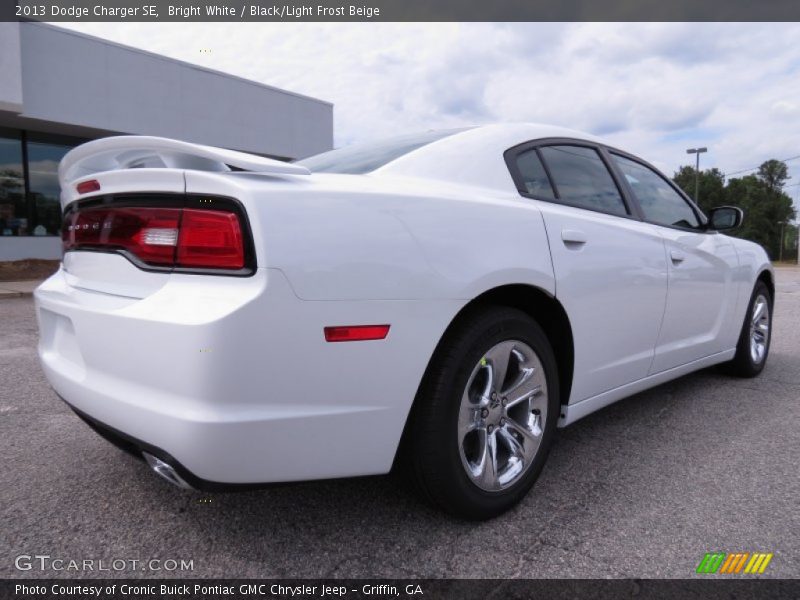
[3,0,800,22]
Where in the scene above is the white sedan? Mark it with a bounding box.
[35,124,773,519]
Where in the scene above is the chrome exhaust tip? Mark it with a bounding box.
[142,452,194,490]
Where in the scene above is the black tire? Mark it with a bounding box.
[723,280,773,378]
[405,307,560,520]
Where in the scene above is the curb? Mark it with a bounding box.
[0,286,36,299]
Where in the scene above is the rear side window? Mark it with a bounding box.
[539,145,628,216]
[612,153,700,229]
[515,149,556,200]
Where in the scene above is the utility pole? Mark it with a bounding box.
[779,221,785,262]
[686,147,708,204]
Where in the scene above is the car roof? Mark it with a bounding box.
[375,123,607,193]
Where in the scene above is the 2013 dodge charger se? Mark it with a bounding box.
[35,124,773,519]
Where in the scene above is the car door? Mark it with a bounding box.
[506,142,669,404]
[608,152,739,374]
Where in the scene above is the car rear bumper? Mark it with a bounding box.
[66,401,264,491]
[35,265,457,485]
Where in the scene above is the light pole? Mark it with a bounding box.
[779,221,785,262]
[686,147,708,203]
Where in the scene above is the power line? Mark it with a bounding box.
[723,154,800,178]
[785,183,800,195]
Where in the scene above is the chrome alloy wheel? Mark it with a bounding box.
[749,294,770,364]
[458,340,547,492]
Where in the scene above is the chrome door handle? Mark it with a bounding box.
[670,250,685,264]
[561,229,587,247]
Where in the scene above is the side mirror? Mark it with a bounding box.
[708,206,743,231]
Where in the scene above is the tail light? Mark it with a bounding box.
[176,209,244,269]
[63,205,247,271]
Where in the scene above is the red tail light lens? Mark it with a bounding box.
[63,205,246,271]
[177,209,244,269]
[76,179,101,194]
[64,207,180,266]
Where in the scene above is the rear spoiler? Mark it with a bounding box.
[59,135,310,188]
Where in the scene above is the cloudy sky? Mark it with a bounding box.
[57,22,800,208]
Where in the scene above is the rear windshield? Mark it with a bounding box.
[296,129,467,174]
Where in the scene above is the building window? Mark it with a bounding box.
[26,139,75,236]
[0,133,26,236]
[0,130,85,237]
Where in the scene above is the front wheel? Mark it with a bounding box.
[723,280,772,377]
[406,307,560,520]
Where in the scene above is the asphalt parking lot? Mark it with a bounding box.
[1,268,798,580]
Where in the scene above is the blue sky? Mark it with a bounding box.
[57,22,800,213]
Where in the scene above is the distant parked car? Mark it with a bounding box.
[35,124,773,519]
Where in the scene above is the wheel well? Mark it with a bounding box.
[447,285,575,405]
[758,269,774,301]
[393,284,574,470]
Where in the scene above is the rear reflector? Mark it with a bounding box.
[324,325,391,342]
[63,205,246,270]
[76,179,101,194]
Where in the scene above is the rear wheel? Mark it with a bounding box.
[724,280,772,377]
[406,307,559,520]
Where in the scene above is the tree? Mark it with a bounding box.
[672,166,726,215]
[758,160,789,193]
[672,160,797,261]
[724,175,774,253]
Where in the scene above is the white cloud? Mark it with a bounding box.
[54,22,800,209]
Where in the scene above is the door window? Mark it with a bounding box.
[612,154,700,229]
[539,145,628,216]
